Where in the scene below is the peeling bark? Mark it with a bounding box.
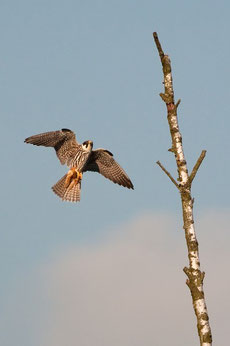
[153,32,212,345]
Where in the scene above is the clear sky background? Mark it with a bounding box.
[1,1,230,345]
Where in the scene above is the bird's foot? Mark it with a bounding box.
[65,168,82,188]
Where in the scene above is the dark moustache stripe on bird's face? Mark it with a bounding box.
[82,140,93,149]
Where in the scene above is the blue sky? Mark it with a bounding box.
[1,1,230,345]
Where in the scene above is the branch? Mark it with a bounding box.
[189,150,207,184]
[153,32,164,62]
[153,32,212,345]
[175,99,181,108]
[153,32,174,104]
[156,161,179,189]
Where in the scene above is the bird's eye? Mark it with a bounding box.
[83,141,88,148]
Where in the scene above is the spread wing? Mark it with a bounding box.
[24,128,80,165]
[84,149,134,189]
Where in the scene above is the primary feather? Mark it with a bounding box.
[84,149,134,189]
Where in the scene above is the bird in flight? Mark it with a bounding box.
[24,128,134,202]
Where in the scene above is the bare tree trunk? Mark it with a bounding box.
[153,32,212,346]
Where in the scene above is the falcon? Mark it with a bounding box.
[24,128,134,202]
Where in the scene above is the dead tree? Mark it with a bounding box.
[153,32,212,346]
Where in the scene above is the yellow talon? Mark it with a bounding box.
[78,172,83,181]
[68,178,77,190]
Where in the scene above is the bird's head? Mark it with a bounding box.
[82,140,93,152]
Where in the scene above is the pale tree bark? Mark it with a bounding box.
[153,32,212,346]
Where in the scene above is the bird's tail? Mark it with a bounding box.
[52,174,81,202]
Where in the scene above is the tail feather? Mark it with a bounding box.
[52,174,81,202]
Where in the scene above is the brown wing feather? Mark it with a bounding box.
[84,149,134,189]
[24,129,79,165]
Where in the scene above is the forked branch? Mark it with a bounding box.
[189,150,207,184]
[156,161,179,189]
[153,32,212,346]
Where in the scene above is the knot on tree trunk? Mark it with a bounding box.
[183,267,205,299]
